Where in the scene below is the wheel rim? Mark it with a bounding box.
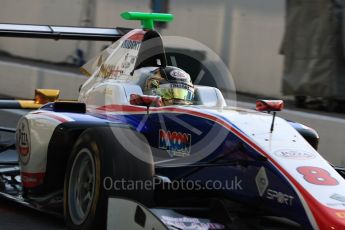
[68,148,96,225]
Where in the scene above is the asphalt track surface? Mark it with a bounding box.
[0,198,65,230]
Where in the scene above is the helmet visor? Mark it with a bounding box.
[157,84,194,101]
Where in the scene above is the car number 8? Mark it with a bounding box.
[297,166,338,185]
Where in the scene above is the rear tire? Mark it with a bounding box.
[64,126,154,230]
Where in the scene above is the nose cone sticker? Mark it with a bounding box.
[159,129,191,157]
[16,118,31,165]
[256,166,269,197]
[274,149,315,160]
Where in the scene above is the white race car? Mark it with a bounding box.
[0,11,344,230]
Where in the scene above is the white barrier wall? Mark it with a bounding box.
[0,61,86,99]
[0,0,85,63]
[0,0,285,98]
[227,1,285,97]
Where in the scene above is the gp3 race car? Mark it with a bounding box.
[0,11,345,230]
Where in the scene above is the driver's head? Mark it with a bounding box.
[144,66,194,105]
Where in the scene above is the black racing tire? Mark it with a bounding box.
[63,126,154,230]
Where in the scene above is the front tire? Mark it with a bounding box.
[64,126,154,230]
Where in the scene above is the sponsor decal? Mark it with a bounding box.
[121,39,141,50]
[331,194,345,202]
[16,119,30,165]
[21,172,45,188]
[121,53,134,69]
[127,33,144,42]
[170,83,193,91]
[170,69,188,79]
[159,129,191,157]
[327,194,345,207]
[129,55,136,64]
[123,53,136,65]
[161,216,225,230]
[121,61,130,69]
[99,64,123,78]
[266,189,294,206]
[297,166,338,186]
[255,167,269,197]
[274,149,315,160]
[336,212,345,219]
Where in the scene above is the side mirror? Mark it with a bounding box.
[256,100,284,133]
[130,94,163,107]
[256,99,284,112]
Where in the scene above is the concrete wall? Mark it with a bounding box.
[0,61,85,100]
[0,0,85,62]
[228,1,285,97]
[0,0,285,97]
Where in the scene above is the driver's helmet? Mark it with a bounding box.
[144,66,194,105]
